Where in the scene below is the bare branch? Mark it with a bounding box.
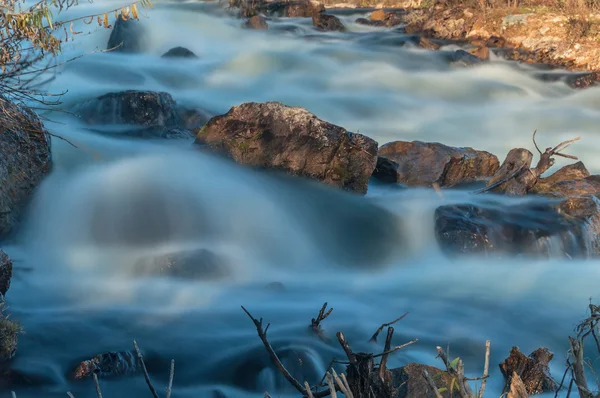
[369,312,408,343]
[310,302,333,339]
[532,129,542,155]
[325,372,338,398]
[92,373,103,398]
[133,340,160,398]
[478,340,491,398]
[568,336,594,398]
[378,327,394,382]
[423,369,443,398]
[166,359,175,398]
[336,332,357,365]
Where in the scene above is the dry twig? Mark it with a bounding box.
[310,302,333,339]
[166,359,175,398]
[133,340,160,398]
[92,373,103,398]
[369,312,408,343]
[478,340,491,398]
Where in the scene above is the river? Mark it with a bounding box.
[5,0,600,396]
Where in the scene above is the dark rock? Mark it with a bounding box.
[0,97,52,238]
[246,15,269,29]
[434,200,586,257]
[107,15,144,53]
[567,71,600,89]
[74,90,194,139]
[161,46,197,58]
[0,251,12,297]
[499,347,557,394]
[133,249,230,280]
[177,107,213,131]
[283,0,324,17]
[486,35,506,48]
[531,161,590,195]
[375,141,499,188]
[195,102,378,194]
[449,49,484,66]
[468,46,490,60]
[232,0,324,18]
[418,36,441,50]
[0,309,18,363]
[392,363,453,398]
[71,351,140,380]
[265,281,285,291]
[486,148,534,195]
[312,13,345,32]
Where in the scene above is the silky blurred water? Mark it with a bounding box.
[4,0,600,397]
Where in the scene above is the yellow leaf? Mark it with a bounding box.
[103,13,109,28]
[131,3,139,19]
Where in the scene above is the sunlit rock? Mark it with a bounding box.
[312,13,345,32]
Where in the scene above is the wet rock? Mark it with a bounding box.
[485,35,506,48]
[233,0,324,18]
[392,363,453,398]
[161,46,198,58]
[486,148,534,195]
[499,347,557,394]
[370,9,388,21]
[538,177,600,198]
[107,15,145,53]
[449,49,484,66]
[195,102,378,194]
[283,0,324,17]
[74,90,194,139]
[530,161,590,195]
[0,309,18,363]
[418,36,441,50]
[434,200,586,257]
[355,10,402,27]
[133,248,230,280]
[246,15,269,29]
[71,351,140,380]
[0,251,12,297]
[0,96,52,238]
[468,46,490,60]
[313,13,345,31]
[177,106,213,131]
[375,141,499,188]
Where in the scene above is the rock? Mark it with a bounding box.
[355,10,402,27]
[71,351,140,380]
[0,96,52,238]
[233,0,324,18]
[418,36,441,50]
[73,90,194,139]
[107,15,144,53]
[265,281,285,291]
[370,9,388,21]
[530,161,590,195]
[312,13,345,32]
[161,46,197,58]
[133,248,231,280]
[391,363,453,398]
[486,148,534,196]
[449,49,484,66]
[485,35,506,48]
[0,310,18,363]
[434,200,586,257]
[195,102,378,194]
[177,107,213,131]
[499,347,557,394]
[468,46,490,60]
[246,15,269,29]
[375,141,499,188]
[283,0,324,17]
[0,251,12,297]
[537,178,600,198]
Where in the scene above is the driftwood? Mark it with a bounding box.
[242,304,416,398]
[475,130,581,195]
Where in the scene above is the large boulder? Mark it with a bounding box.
[73,91,195,139]
[312,13,345,32]
[530,161,590,195]
[195,102,378,194]
[0,97,52,238]
[132,248,231,280]
[392,363,454,398]
[375,141,499,188]
[107,15,145,53]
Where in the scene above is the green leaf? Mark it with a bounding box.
[449,357,460,369]
[437,387,448,393]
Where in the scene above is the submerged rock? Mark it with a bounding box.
[434,199,587,257]
[312,13,345,32]
[133,248,231,280]
[161,46,198,58]
[0,251,12,297]
[418,36,441,50]
[392,363,453,398]
[0,96,52,238]
[375,141,499,188]
[71,351,140,380]
[246,15,269,29]
[499,347,557,394]
[355,9,403,27]
[195,102,378,194]
[74,90,194,139]
[107,15,145,53]
[449,49,484,66]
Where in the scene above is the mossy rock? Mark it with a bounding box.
[0,310,19,363]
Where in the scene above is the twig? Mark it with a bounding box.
[311,302,333,339]
[373,339,418,358]
[166,359,175,398]
[331,369,353,398]
[11,392,17,398]
[326,372,338,398]
[133,340,160,398]
[92,373,103,398]
[304,381,315,398]
[67,393,76,398]
[369,312,408,343]
[336,332,357,365]
[340,373,353,398]
[478,340,491,398]
[378,327,394,382]
[423,369,443,398]
[568,336,594,398]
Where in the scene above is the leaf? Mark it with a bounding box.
[103,13,109,28]
[449,357,460,369]
[131,3,139,19]
[438,387,448,393]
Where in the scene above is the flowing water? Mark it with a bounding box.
[5,0,600,397]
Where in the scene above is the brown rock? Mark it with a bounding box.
[419,37,441,50]
[469,46,490,60]
[370,9,388,21]
[531,161,590,195]
[312,13,345,32]
[0,96,52,238]
[539,178,600,198]
[0,251,12,297]
[246,15,269,29]
[486,148,533,196]
[195,102,378,194]
[284,0,324,17]
[0,308,18,363]
[499,347,557,394]
[392,363,453,398]
[375,141,499,187]
[71,351,140,380]
[486,35,506,48]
